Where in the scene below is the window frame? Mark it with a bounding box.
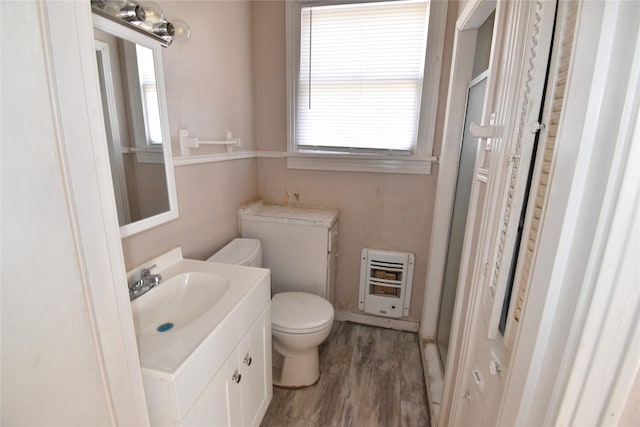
[134,44,163,147]
[285,0,447,174]
[121,40,165,164]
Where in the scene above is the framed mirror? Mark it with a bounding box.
[93,14,178,238]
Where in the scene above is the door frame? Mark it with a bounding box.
[420,0,500,340]
[435,68,488,361]
[437,0,557,424]
[41,1,149,423]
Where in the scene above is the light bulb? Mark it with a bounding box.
[104,0,145,22]
[140,1,165,27]
[150,22,175,38]
[102,0,125,15]
[170,19,191,42]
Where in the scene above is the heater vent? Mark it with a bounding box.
[359,248,415,318]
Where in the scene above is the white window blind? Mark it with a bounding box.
[297,0,428,153]
[135,44,162,146]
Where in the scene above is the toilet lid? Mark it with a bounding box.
[206,238,261,266]
[271,292,334,334]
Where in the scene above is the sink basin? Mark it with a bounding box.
[131,272,230,336]
[128,247,270,376]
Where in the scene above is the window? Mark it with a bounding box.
[286,0,447,174]
[135,44,163,146]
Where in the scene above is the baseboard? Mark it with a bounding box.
[334,310,419,332]
[420,339,443,426]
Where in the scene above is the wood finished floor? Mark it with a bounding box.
[261,321,430,427]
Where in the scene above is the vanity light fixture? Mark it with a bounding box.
[91,0,191,46]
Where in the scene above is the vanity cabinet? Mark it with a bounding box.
[136,251,273,427]
[181,306,272,426]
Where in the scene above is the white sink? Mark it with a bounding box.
[131,272,230,336]
[128,247,270,377]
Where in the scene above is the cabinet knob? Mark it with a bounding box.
[232,370,241,384]
[243,354,252,366]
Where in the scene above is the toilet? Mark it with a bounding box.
[208,238,334,388]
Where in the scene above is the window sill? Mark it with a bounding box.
[286,152,438,175]
[123,147,164,164]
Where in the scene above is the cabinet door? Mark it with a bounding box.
[182,352,237,427]
[225,349,243,427]
[239,306,272,426]
[180,306,272,427]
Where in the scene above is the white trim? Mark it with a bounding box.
[286,153,437,174]
[172,150,284,167]
[42,1,149,423]
[256,150,286,159]
[456,0,498,31]
[420,341,444,426]
[285,0,447,173]
[130,147,164,164]
[334,310,419,332]
[172,149,434,175]
[173,151,257,166]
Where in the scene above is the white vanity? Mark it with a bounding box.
[129,248,272,426]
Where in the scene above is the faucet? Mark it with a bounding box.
[129,264,162,301]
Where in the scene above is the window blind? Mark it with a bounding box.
[297,0,428,152]
[135,44,162,146]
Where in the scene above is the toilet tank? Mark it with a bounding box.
[206,238,262,267]
[239,202,338,299]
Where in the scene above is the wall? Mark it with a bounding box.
[122,160,257,268]
[1,2,116,423]
[121,1,257,269]
[251,1,457,322]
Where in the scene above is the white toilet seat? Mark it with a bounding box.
[271,292,334,334]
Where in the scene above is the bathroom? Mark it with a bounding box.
[2,0,640,426]
[118,1,440,422]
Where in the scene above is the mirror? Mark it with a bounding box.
[93,14,178,238]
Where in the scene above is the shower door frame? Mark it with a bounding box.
[419,0,502,349]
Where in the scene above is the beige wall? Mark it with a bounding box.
[122,0,458,322]
[161,0,256,154]
[257,159,436,321]
[122,159,257,269]
[251,1,457,322]
[122,1,257,269]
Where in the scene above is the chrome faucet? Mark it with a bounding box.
[129,264,162,301]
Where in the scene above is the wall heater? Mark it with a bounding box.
[358,248,415,318]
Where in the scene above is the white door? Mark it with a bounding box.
[447,0,558,424]
[437,72,488,365]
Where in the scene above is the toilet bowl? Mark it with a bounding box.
[271,291,334,387]
[207,238,334,388]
